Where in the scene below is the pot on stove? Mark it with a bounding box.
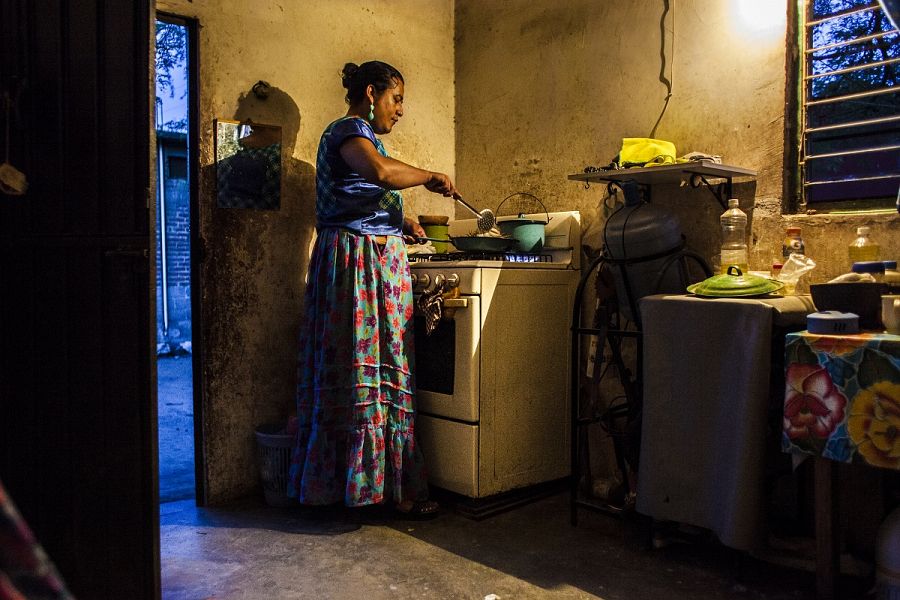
[496,193,550,253]
[498,215,547,252]
[418,215,451,254]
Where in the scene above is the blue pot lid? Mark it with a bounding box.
[498,215,547,225]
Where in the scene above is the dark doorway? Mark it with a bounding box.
[0,1,158,597]
[155,14,203,506]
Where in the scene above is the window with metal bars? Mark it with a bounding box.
[798,0,899,210]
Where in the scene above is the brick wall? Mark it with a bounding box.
[156,140,191,351]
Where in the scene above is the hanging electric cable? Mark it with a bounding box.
[649,0,674,139]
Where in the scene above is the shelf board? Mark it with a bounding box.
[568,161,757,185]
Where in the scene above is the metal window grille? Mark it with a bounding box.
[801,0,900,205]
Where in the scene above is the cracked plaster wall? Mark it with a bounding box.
[156,0,896,504]
[156,0,455,503]
[454,0,897,484]
[455,0,896,281]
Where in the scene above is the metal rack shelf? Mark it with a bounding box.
[568,161,757,209]
[568,165,743,526]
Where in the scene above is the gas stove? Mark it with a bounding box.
[408,210,581,272]
[408,211,581,295]
[410,210,581,503]
[409,251,553,264]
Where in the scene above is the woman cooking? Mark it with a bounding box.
[287,60,454,518]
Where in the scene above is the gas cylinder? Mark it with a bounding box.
[603,181,685,320]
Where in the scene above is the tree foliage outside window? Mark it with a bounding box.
[155,21,188,134]
[801,0,899,208]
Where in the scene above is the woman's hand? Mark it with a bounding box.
[424,171,457,197]
[402,216,426,243]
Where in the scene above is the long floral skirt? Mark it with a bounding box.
[287,228,429,507]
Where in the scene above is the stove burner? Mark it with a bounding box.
[409,251,552,263]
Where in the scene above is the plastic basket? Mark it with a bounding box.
[254,424,295,507]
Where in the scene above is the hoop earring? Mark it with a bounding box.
[367,103,375,121]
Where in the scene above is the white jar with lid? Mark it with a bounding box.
[884,260,900,291]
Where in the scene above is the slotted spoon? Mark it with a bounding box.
[453,193,496,232]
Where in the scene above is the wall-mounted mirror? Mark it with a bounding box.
[215,119,281,210]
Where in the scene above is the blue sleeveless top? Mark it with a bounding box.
[315,117,403,235]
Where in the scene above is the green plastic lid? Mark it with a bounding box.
[687,265,784,297]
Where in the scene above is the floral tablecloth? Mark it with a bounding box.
[783,332,900,469]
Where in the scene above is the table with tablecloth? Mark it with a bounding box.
[782,331,900,468]
[636,293,815,551]
[781,330,900,599]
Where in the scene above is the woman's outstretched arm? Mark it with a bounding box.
[340,137,456,196]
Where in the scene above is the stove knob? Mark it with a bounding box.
[447,273,460,288]
[418,273,431,289]
[411,273,418,287]
[434,274,445,288]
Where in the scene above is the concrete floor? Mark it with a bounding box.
[158,355,195,503]
[158,491,851,600]
[157,355,870,599]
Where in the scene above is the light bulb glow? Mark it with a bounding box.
[734,0,785,36]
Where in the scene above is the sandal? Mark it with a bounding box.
[394,499,440,520]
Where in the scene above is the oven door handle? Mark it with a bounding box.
[444,298,469,309]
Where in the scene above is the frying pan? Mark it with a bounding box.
[416,235,514,253]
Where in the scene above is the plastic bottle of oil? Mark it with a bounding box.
[719,199,748,273]
[848,226,880,264]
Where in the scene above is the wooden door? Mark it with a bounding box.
[0,1,158,598]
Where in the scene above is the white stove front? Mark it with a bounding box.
[410,211,580,499]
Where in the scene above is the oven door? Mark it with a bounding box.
[413,295,480,423]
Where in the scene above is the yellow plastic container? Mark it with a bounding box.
[422,224,450,253]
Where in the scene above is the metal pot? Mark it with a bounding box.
[495,192,549,252]
[497,216,547,252]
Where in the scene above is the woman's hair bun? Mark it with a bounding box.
[339,61,403,105]
[341,63,359,89]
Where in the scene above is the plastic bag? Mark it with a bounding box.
[778,253,816,294]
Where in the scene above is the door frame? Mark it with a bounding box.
[155,11,206,506]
